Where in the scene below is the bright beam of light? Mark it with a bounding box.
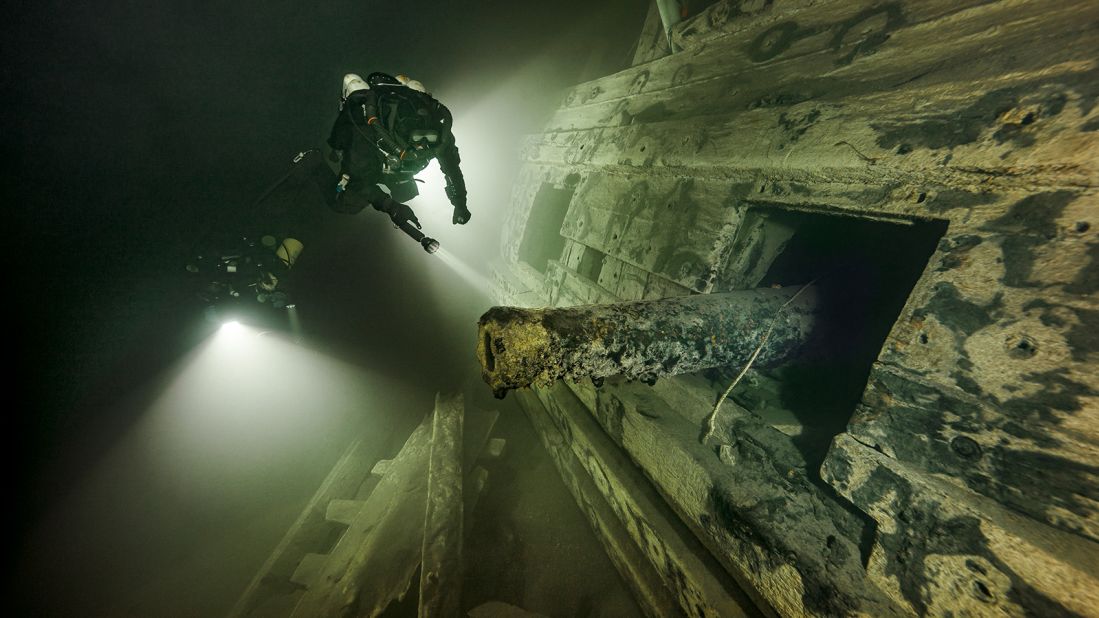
[23,322,426,616]
[219,320,245,337]
[104,329,385,507]
[433,247,493,299]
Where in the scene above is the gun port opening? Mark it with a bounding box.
[709,208,948,474]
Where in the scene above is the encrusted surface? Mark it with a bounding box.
[478,286,815,393]
[496,0,1099,615]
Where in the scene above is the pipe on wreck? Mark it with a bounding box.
[477,285,817,398]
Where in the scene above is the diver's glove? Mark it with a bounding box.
[452,205,471,225]
[336,174,350,194]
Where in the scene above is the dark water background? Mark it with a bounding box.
[10,1,648,614]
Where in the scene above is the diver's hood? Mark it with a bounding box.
[342,73,369,99]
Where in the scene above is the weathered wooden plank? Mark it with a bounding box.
[643,269,694,300]
[716,210,797,292]
[669,0,786,51]
[557,0,978,111]
[229,438,376,618]
[597,255,649,301]
[289,554,329,589]
[292,416,434,618]
[490,259,548,308]
[370,459,391,477]
[514,389,684,618]
[545,259,619,307]
[547,0,1096,133]
[567,378,903,617]
[324,500,362,526]
[824,432,1099,617]
[532,382,760,618]
[558,238,585,273]
[526,77,1098,197]
[846,364,1099,543]
[560,172,748,292]
[418,393,465,618]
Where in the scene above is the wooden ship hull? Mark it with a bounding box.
[489,1,1099,615]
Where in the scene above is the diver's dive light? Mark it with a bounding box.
[394,218,440,254]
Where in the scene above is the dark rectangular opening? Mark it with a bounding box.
[576,245,606,283]
[711,209,948,473]
[519,183,575,274]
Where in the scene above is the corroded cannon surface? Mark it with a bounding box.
[477,285,817,397]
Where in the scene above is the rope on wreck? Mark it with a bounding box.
[701,280,817,445]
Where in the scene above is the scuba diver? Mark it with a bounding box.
[186,148,323,324]
[326,72,470,247]
[188,234,302,309]
[187,71,469,325]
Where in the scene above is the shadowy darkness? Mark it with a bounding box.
[759,211,948,471]
[10,0,647,614]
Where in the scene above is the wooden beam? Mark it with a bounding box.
[490,258,549,307]
[228,438,377,618]
[532,382,762,618]
[668,0,783,52]
[547,0,1093,132]
[514,389,684,618]
[717,210,797,292]
[558,172,749,292]
[291,415,433,617]
[290,554,330,589]
[845,363,1099,543]
[418,393,465,618]
[566,378,903,617]
[824,432,1099,616]
[324,500,362,526]
[286,400,499,618]
[545,258,618,306]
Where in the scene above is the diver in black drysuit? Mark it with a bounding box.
[186,73,472,318]
[325,72,471,229]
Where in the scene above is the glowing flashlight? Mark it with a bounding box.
[394,217,441,255]
[220,320,244,335]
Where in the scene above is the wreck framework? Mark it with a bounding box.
[492,1,1099,615]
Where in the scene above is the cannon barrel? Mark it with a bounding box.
[477,285,818,397]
